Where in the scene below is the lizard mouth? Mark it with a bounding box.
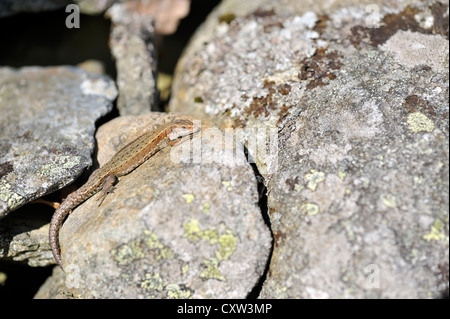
[168,126,200,141]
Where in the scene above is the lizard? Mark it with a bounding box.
[49,119,199,270]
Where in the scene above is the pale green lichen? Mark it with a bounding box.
[144,230,174,260]
[182,218,202,242]
[144,231,161,249]
[301,202,319,216]
[166,284,192,299]
[202,202,211,214]
[200,258,225,281]
[141,272,164,292]
[294,183,303,192]
[110,240,144,265]
[182,264,189,276]
[111,230,174,265]
[304,169,325,191]
[216,230,237,260]
[407,112,435,133]
[341,220,355,241]
[338,171,346,181]
[140,273,194,298]
[381,194,396,208]
[222,180,233,191]
[423,219,447,241]
[38,155,82,177]
[202,229,219,244]
[182,193,195,204]
[0,179,26,210]
[183,218,237,282]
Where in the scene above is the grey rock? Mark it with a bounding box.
[106,3,158,115]
[35,266,74,298]
[39,113,272,298]
[169,0,449,298]
[0,66,117,219]
[0,207,53,267]
[77,0,191,34]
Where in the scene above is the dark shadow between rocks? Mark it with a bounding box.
[246,157,274,299]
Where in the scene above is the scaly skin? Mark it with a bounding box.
[49,119,199,270]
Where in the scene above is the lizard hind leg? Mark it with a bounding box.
[96,174,118,206]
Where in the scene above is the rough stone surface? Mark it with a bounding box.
[0,66,117,219]
[0,208,53,267]
[169,0,449,298]
[106,3,158,115]
[77,0,190,34]
[37,113,272,298]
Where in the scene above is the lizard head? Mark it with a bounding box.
[167,119,200,142]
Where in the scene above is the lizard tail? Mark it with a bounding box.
[49,202,71,271]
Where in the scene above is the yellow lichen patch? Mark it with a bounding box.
[144,230,175,260]
[221,180,233,191]
[111,230,174,265]
[338,171,346,181]
[407,112,435,133]
[182,218,202,242]
[182,219,237,282]
[182,193,195,204]
[166,284,192,299]
[38,155,82,176]
[0,179,25,210]
[141,272,164,292]
[200,258,225,281]
[381,194,396,208]
[423,220,446,241]
[216,230,238,260]
[294,183,303,192]
[111,240,145,266]
[304,170,325,191]
[182,264,189,276]
[202,202,210,214]
[301,202,319,216]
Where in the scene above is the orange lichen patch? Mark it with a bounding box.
[0,161,13,179]
[298,48,343,90]
[403,95,435,116]
[350,4,449,48]
[243,80,295,120]
[430,2,449,38]
[276,104,291,125]
[312,14,329,36]
[231,117,248,129]
[278,84,291,96]
[245,95,272,117]
[285,176,299,192]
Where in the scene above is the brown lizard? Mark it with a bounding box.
[49,119,199,270]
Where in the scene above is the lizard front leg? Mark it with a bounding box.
[96,174,118,206]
